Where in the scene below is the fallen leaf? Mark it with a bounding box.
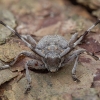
[0,7,16,44]
[0,69,18,86]
[34,22,61,36]
[72,88,99,100]
[76,0,100,9]
[0,38,30,62]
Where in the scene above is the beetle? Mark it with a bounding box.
[0,20,100,93]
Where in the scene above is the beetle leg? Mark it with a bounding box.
[71,51,99,82]
[0,51,41,69]
[21,35,37,48]
[11,51,42,66]
[24,60,45,94]
[62,49,86,82]
[68,33,78,46]
[25,61,32,94]
[62,49,86,65]
[72,56,80,82]
[69,49,85,82]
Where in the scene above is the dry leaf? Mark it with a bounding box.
[0,69,18,85]
[0,39,30,62]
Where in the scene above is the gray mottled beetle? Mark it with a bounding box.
[0,20,100,93]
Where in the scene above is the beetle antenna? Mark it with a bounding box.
[0,21,45,57]
[0,21,21,39]
[79,19,100,40]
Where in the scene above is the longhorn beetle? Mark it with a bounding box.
[0,20,100,93]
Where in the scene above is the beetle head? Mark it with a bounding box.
[44,53,62,72]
